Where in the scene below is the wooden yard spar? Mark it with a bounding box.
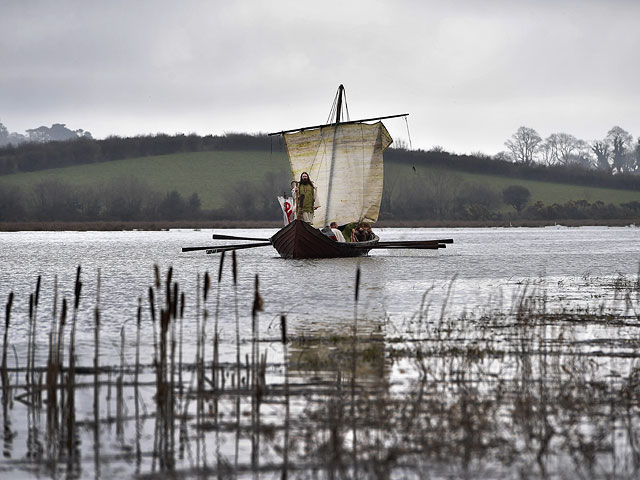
[182,85,453,258]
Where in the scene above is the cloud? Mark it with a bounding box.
[1,0,639,154]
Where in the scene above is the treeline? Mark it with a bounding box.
[0,133,274,174]
[386,149,640,191]
[379,169,639,222]
[502,126,640,175]
[1,172,638,223]
[0,178,204,222]
[0,172,290,223]
[2,132,639,192]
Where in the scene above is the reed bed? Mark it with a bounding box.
[0,261,639,479]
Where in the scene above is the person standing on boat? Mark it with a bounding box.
[294,172,318,223]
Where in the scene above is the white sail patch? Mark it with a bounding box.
[284,122,392,228]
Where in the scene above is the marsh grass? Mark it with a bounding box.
[1,264,640,479]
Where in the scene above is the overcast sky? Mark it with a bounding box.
[1,0,639,154]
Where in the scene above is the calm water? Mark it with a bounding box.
[1,226,640,479]
[0,226,639,363]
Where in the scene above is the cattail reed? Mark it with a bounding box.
[28,276,41,394]
[135,297,141,405]
[351,266,359,475]
[201,272,210,393]
[281,313,290,477]
[233,251,240,392]
[135,298,142,471]
[252,274,263,392]
[179,291,184,397]
[56,298,67,423]
[213,251,225,391]
[116,325,125,439]
[27,293,33,386]
[63,266,82,456]
[2,292,13,395]
[148,286,158,377]
[280,314,287,345]
[46,277,58,433]
[154,264,161,289]
[94,271,101,422]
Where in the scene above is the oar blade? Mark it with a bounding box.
[182,241,272,253]
[211,234,269,241]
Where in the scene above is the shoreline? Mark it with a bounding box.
[0,218,637,232]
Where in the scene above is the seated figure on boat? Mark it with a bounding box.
[350,222,374,242]
[330,222,346,242]
[293,172,319,223]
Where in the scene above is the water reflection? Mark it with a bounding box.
[0,228,640,478]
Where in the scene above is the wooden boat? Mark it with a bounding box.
[182,86,453,257]
[267,85,405,259]
[270,218,379,259]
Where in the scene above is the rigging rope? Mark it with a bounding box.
[404,116,413,150]
[325,87,341,124]
[342,89,351,122]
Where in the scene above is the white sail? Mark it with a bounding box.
[284,121,392,228]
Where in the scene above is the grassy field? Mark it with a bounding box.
[1,150,638,210]
[0,151,291,209]
[387,162,640,208]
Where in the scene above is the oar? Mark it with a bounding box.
[350,239,452,248]
[182,242,271,253]
[356,244,444,250]
[211,234,270,241]
[376,242,440,248]
[375,239,454,245]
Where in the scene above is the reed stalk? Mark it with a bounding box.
[213,252,225,391]
[352,266,360,478]
[149,276,159,393]
[66,266,82,456]
[56,298,67,430]
[26,293,33,387]
[135,296,141,470]
[94,270,100,420]
[233,251,240,390]
[281,313,290,479]
[45,276,58,439]
[28,276,41,400]
[1,292,13,397]
[178,289,184,398]
[116,325,124,439]
[93,271,101,478]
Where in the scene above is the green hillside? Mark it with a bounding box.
[0,150,638,211]
[388,163,640,209]
[0,151,291,209]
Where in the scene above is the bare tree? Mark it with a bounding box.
[505,127,542,165]
[545,133,580,165]
[0,121,8,145]
[538,141,555,166]
[606,126,633,174]
[493,151,511,162]
[569,139,595,169]
[633,139,640,173]
[591,140,611,172]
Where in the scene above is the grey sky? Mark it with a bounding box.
[1,0,639,154]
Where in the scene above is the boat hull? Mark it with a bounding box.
[270,220,378,259]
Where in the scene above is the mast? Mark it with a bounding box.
[281,85,395,227]
[325,84,344,225]
[335,84,344,124]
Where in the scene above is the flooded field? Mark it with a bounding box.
[1,226,639,479]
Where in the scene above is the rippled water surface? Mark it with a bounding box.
[1,226,639,479]
[2,226,639,343]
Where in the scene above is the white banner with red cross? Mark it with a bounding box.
[277,196,296,225]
